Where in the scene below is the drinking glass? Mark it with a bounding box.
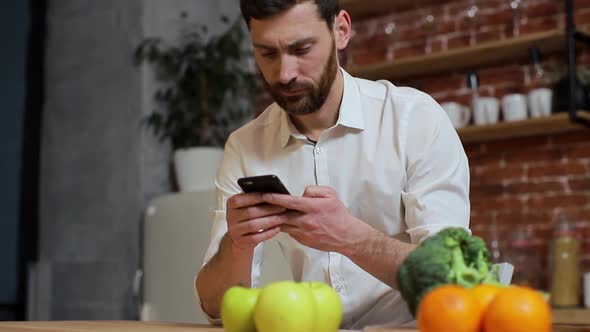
[384,21,397,61]
[466,4,479,46]
[421,13,437,54]
[510,0,524,37]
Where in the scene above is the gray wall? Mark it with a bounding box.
[0,0,29,310]
[40,0,240,320]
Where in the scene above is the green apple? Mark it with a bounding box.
[220,286,260,332]
[253,281,316,332]
[305,282,343,332]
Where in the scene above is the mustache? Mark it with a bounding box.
[272,81,311,92]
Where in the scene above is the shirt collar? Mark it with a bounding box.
[277,67,365,149]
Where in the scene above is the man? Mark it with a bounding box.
[195,0,470,329]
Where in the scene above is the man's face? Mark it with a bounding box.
[249,2,339,115]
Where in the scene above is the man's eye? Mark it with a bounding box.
[261,51,277,58]
[294,47,311,55]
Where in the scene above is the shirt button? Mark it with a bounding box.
[334,284,343,293]
[315,146,322,154]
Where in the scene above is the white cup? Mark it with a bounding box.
[473,97,500,126]
[441,102,471,128]
[584,272,590,308]
[528,88,553,118]
[502,93,528,122]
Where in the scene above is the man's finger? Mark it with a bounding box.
[234,203,286,223]
[302,185,335,198]
[233,213,287,236]
[262,193,314,212]
[227,192,266,209]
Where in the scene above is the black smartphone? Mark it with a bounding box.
[237,175,291,195]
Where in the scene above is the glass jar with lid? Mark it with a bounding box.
[549,214,580,307]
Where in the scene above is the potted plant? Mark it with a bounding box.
[134,15,255,192]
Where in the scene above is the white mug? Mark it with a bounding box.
[502,93,528,122]
[528,88,553,118]
[473,97,500,126]
[441,102,471,128]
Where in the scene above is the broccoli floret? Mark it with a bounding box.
[396,227,501,316]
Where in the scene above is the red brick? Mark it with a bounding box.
[471,195,525,211]
[495,210,554,226]
[519,17,559,35]
[525,2,561,18]
[471,183,505,196]
[575,0,590,10]
[485,135,552,153]
[479,65,526,88]
[551,131,590,146]
[436,91,473,107]
[468,151,504,168]
[447,1,478,17]
[447,32,471,49]
[419,74,465,95]
[556,207,590,223]
[504,148,565,164]
[470,213,496,228]
[351,44,386,66]
[527,193,589,209]
[504,180,565,195]
[570,178,590,191]
[389,10,425,27]
[392,26,426,44]
[475,29,504,44]
[565,143,590,160]
[494,84,528,98]
[394,43,425,60]
[576,9,590,26]
[473,165,526,182]
[430,39,445,53]
[463,142,485,155]
[528,162,588,178]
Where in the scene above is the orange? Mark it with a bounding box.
[483,285,551,332]
[469,284,503,311]
[417,285,482,332]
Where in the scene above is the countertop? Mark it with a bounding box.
[0,321,589,332]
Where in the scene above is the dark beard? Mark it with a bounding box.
[264,45,338,115]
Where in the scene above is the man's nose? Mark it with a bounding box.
[278,55,298,84]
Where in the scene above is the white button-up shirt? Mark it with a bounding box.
[199,69,470,329]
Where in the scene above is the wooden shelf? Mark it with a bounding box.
[340,0,442,19]
[348,29,567,81]
[457,112,590,143]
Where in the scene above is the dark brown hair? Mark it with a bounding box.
[240,0,340,29]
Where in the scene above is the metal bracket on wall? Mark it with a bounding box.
[566,0,590,127]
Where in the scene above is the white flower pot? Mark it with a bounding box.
[173,147,224,192]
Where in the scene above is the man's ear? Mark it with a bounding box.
[333,10,352,51]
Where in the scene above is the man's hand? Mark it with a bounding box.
[261,186,370,256]
[226,192,287,251]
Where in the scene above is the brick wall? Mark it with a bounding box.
[254,0,590,295]
[347,0,590,294]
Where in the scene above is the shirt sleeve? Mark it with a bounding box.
[194,134,265,324]
[400,90,471,243]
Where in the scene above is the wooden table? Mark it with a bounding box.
[0,321,588,332]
